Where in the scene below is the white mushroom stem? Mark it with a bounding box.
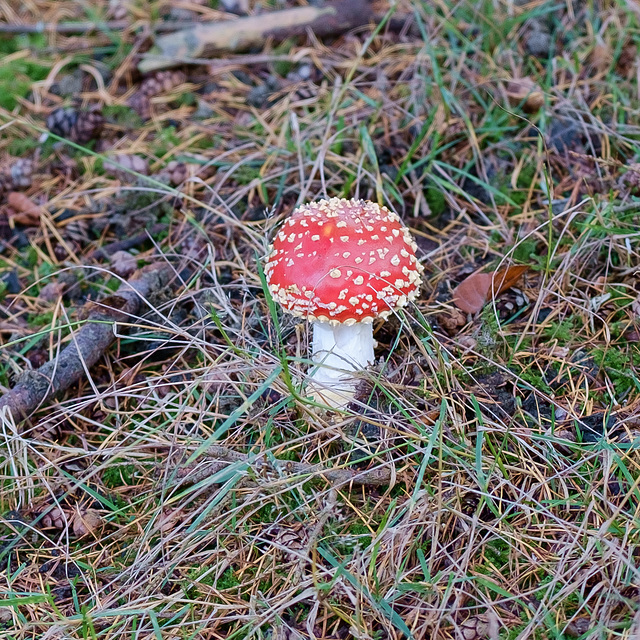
[309,320,375,408]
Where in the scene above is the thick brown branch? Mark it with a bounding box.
[0,263,174,423]
[173,444,393,488]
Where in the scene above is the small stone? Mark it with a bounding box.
[50,71,84,98]
[553,428,575,442]
[13,231,29,249]
[1,270,21,294]
[578,413,616,443]
[198,81,218,95]
[297,64,313,81]
[247,77,280,108]
[525,30,552,58]
[220,0,249,14]
[193,99,214,120]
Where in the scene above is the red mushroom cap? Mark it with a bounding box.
[264,198,423,324]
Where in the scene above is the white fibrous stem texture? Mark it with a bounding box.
[309,320,375,407]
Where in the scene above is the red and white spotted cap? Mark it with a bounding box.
[264,197,423,325]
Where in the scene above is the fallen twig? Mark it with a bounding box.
[0,11,414,39]
[139,0,373,72]
[0,20,203,35]
[172,444,393,487]
[0,263,174,424]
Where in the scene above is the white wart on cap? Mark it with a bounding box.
[264,198,423,324]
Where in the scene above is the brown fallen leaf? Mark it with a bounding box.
[39,282,65,302]
[437,308,467,335]
[590,43,612,73]
[72,508,102,537]
[157,508,183,533]
[505,77,544,112]
[110,250,138,277]
[616,41,637,78]
[453,265,529,314]
[7,191,42,226]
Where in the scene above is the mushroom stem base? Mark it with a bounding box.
[308,320,374,408]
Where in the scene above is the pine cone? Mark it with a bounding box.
[64,217,89,243]
[127,93,151,120]
[10,157,34,189]
[46,108,104,144]
[47,108,79,138]
[127,71,186,119]
[139,70,186,97]
[0,156,34,193]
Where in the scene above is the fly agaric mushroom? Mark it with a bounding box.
[264,197,423,407]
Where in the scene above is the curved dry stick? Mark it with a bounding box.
[173,444,393,487]
[0,263,174,424]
